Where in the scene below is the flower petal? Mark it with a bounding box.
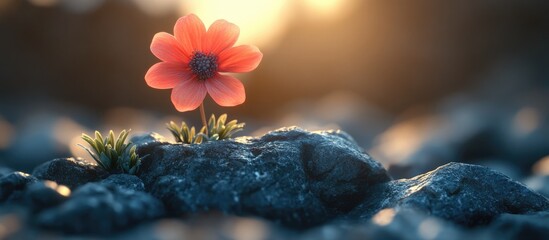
[174,14,206,56]
[145,62,192,89]
[202,20,240,54]
[150,32,188,63]
[171,79,207,112]
[218,45,263,73]
[205,74,245,107]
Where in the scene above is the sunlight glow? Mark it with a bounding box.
[179,0,293,49]
[52,117,89,158]
[372,117,439,164]
[372,208,396,226]
[301,0,357,20]
[533,155,549,175]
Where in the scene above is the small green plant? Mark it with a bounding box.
[79,130,142,174]
[204,114,245,141]
[167,114,245,144]
[166,121,205,144]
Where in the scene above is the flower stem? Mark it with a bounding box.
[199,103,208,134]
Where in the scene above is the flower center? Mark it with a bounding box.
[189,51,218,81]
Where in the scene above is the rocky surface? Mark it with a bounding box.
[0,172,38,203]
[32,157,109,189]
[36,181,164,234]
[130,132,171,157]
[348,163,549,226]
[0,127,548,239]
[138,127,391,227]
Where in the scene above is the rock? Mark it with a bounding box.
[487,211,549,240]
[130,132,171,157]
[36,182,165,234]
[101,174,145,192]
[304,208,468,240]
[0,172,38,203]
[523,175,549,198]
[32,158,109,190]
[25,181,71,211]
[350,163,549,226]
[138,127,390,227]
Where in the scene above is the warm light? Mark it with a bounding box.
[372,208,396,226]
[301,0,357,20]
[513,107,540,135]
[153,220,191,239]
[418,218,442,240]
[225,218,267,240]
[56,185,71,197]
[533,155,549,175]
[44,181,71,197]
[52,117,89,158]
[179,0,293,49]
[371,117,439,164]
[69,136,89,163]
[0,116,15,150]
[0,214,21,239]
[104,107,157,133]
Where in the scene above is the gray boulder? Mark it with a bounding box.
[32,158,108,189]
[350,163,549,226]
[138,127,391,227]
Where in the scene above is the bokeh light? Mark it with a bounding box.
[372,208,396,226]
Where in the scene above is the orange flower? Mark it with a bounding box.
[145,14,263,112]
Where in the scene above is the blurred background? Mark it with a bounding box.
[0,0,548,188]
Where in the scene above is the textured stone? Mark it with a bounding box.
[0,172,38,203]
[130,132,171,157]
[36,182,164,234]
[138,127,390,227]
[350,163,549,226]
[101,174,145,192]
[32,158,108,190]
